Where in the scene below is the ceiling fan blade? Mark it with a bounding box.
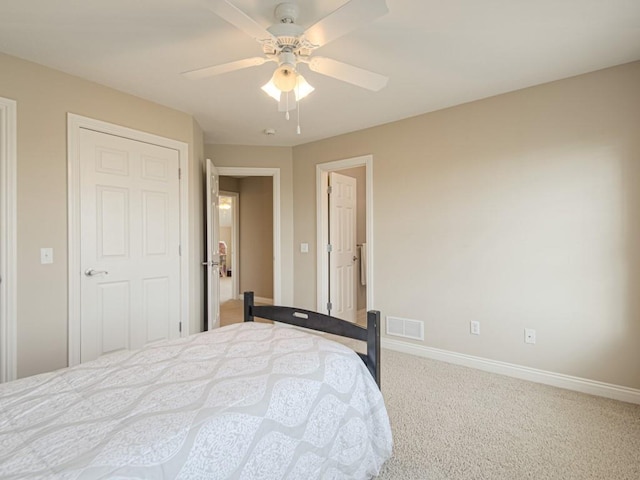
[303,0,388,48]
[205,0,275,42]
[182,57,267,80]
[308,57,388,91]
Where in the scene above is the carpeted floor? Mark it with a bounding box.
[220,301,640,479]
[376,349,640,479]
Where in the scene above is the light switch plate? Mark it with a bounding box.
[300,243,309,253]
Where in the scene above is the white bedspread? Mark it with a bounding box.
[0,322,392,479]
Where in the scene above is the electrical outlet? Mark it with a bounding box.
[524,328,536,344]
[470,321,480,335]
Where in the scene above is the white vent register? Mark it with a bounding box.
[386,316,424,341]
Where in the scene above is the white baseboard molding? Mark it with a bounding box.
[382,337,640,405]
[238,293,273,305]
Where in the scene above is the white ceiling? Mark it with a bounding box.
[1,0,639,146]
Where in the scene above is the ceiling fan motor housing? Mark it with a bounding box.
[278,50,297,69]
[274,3,299,24]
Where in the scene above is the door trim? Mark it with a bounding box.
[0,97,17,383]
[316,155,374,314]
[216,167,281,305]
[67,114,190,367]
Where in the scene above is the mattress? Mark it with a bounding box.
[0,322,392,479]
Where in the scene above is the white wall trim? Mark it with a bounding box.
[238,293,274,305]
[217,167,282,304]
[316,155,374,313]
[0,97,17,383]
[67,113,190,367]
[382,337,640,405]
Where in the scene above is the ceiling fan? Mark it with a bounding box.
[183,0,390,95]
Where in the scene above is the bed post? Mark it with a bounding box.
[367,310,381,388]
[244,291,255,322]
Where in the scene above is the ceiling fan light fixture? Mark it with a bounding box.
[293,74,314,101]
[272,65,297,92]
[261,80,282,101]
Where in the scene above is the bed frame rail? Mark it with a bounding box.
[243,291,381,387]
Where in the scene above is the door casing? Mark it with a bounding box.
[0,97,17,383]
[67,114,190,367]
[316,155,374,314]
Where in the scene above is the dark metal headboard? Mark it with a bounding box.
[243,291,381,387]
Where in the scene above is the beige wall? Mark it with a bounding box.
[0,52,204,377]
[4,47,638,392]
[238,177,274,298]
[292,62,640,390]
[204,145,294,304]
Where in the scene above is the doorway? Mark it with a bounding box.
[215,167,281,325]
[317,155,374,324]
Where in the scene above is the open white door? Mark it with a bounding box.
[205,158,221,330]
[329,172,357,322]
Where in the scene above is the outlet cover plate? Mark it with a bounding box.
[524,328,536,344]
[40,247,53,264]
[470,321,480,335]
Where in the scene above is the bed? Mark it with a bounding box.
[0,292,392,479]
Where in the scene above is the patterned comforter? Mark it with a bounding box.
[0,322,392,479]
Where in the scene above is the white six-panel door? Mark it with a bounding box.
[329,172,357,322]
[79,128,181,362]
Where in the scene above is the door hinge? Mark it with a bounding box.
[327,185,333,194]
[326,244,332,253]
[178,168,182,180]
[326,302,332,312]
[179,245,182,256]
[179,321,182,333]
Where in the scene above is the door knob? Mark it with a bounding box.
[201,261,220,266]
[84,268,108,277]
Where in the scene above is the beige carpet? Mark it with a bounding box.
[376,349,640,479]
[220,304,640,479]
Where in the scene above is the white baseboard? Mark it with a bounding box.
[238,293,273,305]
[382,337,640,405]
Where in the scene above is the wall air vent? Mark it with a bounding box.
[386,316,424,341]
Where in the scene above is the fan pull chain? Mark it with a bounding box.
[285,92,290,120]
[296,83,301,134]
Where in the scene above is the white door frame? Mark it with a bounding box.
[0,97,17,383]
[217,167,281,305]
[67,114,190,367]
[316,155,374,314]
[220,190,240,300]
